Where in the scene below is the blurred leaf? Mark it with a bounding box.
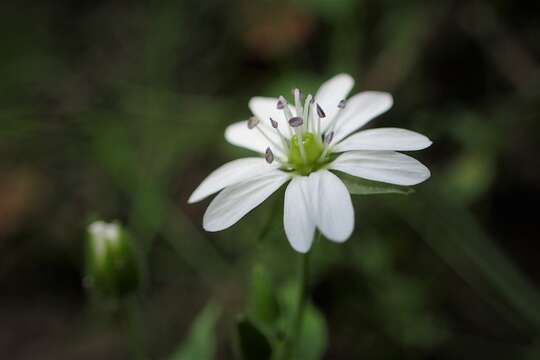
[389,190,540,332]
[279,284,328,360]
[354,235,393,275]
[445,152,494,203]
[170,302,221,360]
[295,0,357,20]
[375,275,448,347]
[297,304,327,360]
[338,173,414,195]
[248,265,280,327]
[235,316,272,360]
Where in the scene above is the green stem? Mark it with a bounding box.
[290,251,310,359]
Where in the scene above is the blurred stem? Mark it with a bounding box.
[125,295,147,360]
[290,250,311,359]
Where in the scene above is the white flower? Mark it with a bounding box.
[189,74,432,253]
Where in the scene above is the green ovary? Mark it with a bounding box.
[288,132,326,175]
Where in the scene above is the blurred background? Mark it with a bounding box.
[1,0,540,359]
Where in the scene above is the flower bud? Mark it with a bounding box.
[85,221,140,298]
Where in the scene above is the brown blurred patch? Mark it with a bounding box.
[240,2,315,58]
[0,168,42,239]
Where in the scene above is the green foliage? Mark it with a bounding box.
[170,303,221,360]
[235,316,273,360]
[277,284,328,360]
[248,265,280,327]
[339,173,414,195]
[295,0,358,20]
[281,287,328,359]
[235,266,328,360]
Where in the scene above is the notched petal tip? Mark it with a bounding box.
[290,242,312,254]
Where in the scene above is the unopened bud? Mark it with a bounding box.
[85,221,140,298]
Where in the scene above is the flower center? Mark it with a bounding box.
[289,132,325,175]
[247,87,347,176]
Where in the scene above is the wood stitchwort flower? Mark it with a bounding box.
[189,74,432,253]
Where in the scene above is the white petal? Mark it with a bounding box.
[188,158,279,203]
[315,73,354,129]
[334,128,432,152]
[284,177,316,253]
[331,92,393,143]
[203,170,290,232]
[249,97,296,138]
[225,121,284,156]
[329,151,431,186]
[307,170,354,243]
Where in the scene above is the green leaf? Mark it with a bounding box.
[278,285,328,360]
[235,316,273,360]
[248,265,280,327]
[170,302,221,360]
[297,305,328,360]
[338,173,414,196]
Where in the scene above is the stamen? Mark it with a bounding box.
[247,116,285,155]
[277,96,293,138]
[288,117,306,162]
[278,96,293,119]
[247,116,260,129]
[270,117,290,153]
[265,147,274,164]
[255,127,283,154]
[288,116,304,128]
[293,88,303,128]
[315,103,326,138]
[316,103,326,118]
[318,131,334,162]
[323,99,347,136]
[323,131,334,144]
[303,94,312,132]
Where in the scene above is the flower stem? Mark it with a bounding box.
[290,251,311,358]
